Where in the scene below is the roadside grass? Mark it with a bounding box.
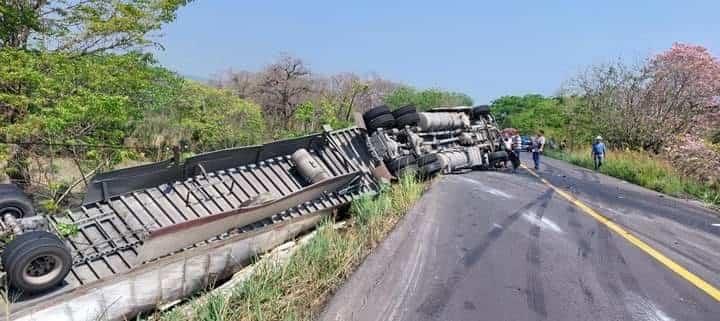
[546,148,720,209]
[157,174,425,321]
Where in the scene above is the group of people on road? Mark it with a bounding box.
[502,130,546,172]
[502,129,545,172]
[501,130,607,172]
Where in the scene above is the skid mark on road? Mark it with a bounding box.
[451,175,514,199]
[525,189,554,319]
[566,205,593,259]
[524,165,720,303]
[415,189,554,320]
[594,225,637,320]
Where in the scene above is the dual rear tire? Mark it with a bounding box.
[2,231,72,294]
[387,153,441,179]
[363,105,394,133]
[0,184,35,218]
[392,105,419,128]
[363,105,420,133]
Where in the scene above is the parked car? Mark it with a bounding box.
[521,135,532,151]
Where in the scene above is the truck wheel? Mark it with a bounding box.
[362,105,391,123]
[488,151,508,162]
[395,113,420,128]
[366,114,396,133]
[392,105,417,118]
[3,231,72,293]
[471,105,491,120]
[0,184,35,218]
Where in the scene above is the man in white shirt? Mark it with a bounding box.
[532,130,546,170]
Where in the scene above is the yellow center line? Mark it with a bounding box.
[521,164,720,302]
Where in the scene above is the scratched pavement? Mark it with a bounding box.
[319,154,720,321]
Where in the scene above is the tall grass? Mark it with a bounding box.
[157,174,424,321]
[547,148,720,208]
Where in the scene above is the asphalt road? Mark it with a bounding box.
[320,154,720,321]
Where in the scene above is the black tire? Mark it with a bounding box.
[366,113,396,133]
[0,184,35,218]
[419,160,442,178]
[395,113,420,128]
[471,105,491,120]
[3,231,72,293]
[488,151,508,162]
[387,155,417,173]
[363,105,391,123]
[508,150,521,168]
[511,156,521,169]
[416,153,439,166]
[392,105,417,118]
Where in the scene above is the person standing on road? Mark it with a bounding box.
[502,135,513,168]
[532,130,546,170]
[512,133,522,160]
[592,136,606,170]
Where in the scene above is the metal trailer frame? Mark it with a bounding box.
[6,126,381,321]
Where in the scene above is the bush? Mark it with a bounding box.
[132,81,266,153]
[711,129,720,145]
[384,87,473,111]
[0,49,181,146]
[549,148,720,208]
[490,95,592,146]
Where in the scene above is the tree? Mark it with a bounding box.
[212,69,257,99]
[646,43,720,138]
[491,94,547,128]
[254,55,312,125]
[0,50,180,145]
[324,73,370,121]
[0,0,192,53]
[384,87,473,111]
[133,81,265,152]
[490,94,574,143]
[0,49,183,187]
[568,43,720,151]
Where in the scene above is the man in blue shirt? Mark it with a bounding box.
[592,136,606,170]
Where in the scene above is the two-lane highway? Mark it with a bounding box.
[320,155,720,321]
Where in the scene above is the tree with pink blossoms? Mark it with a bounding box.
[646,43,720,136]
[570,43,720,152]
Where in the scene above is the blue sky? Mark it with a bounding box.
[155,0,720,104]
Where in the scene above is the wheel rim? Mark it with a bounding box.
[0,206,23,218]
[23,253,64,286]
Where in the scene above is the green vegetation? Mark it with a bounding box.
[0,50,180,147]
[157,174,425,321]
[491,94,592,145]
[384,86,473,111]
[547,148,720,208]
[492,92,720,206]
[132,81,265,152]
[55,221,80,237]
[0,1,191,53]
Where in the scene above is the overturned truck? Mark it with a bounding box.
[0,105,504,321]
[361,104,508,176]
